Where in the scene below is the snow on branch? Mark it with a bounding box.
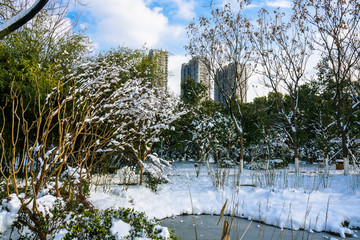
[0,0,49,39]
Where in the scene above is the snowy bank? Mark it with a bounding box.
[89,162,360,238]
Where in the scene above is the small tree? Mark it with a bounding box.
[64,48,180,185]
[189,110,236,164]
[307,59,338,173]
[252,8,312,173]
[181,77,208,106]
[243,94,285,169]
[0,0,90,173]
[186,1,256,172]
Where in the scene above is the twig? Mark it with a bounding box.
[187,174,198,240]
[239,215,254,240]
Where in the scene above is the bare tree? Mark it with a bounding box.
[252,8,312,174]
[185,1,256,172]
[294,0,360,175]
[0,0,49,39]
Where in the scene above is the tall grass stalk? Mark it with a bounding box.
[206,161,229,189]
[186,174,198,240]
[270,203,286,239]
[215,197,337,240]
[324,197,330,238]
[249,170,333,192]
[229,192,241,240]
[239,217,254,240]
[256,196,271,240]
[295,194,312,240]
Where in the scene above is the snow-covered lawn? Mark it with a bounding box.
[90,162,360,238]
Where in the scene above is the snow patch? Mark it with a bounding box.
[0,194,21,233]
[111,219,131,239]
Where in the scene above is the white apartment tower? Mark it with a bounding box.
[214,62,247,104]
[180,57,211,100]
[149,49,168,89]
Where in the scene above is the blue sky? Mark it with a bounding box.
[72,0,292,100]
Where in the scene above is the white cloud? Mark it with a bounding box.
[168,55,190,96]
[266,0,292,8]
[86,0,171,49]
[81,0,189,53]
[220,0,264,12]
[245,3,263,9]
[173,0,196,20]
[153,0,196,20]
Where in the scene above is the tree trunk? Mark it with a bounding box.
[343,157,349,175]
[38,232,47,240]
[341,130,350,175]
[294,157,300,174]
[324,147,329,174]
[239,133,244,173]
[139,163,143,185]
[55,163,65,197]
[293,130,300,174]
[266,137,270,171]
[239,159,244,173]
[166,138,170,161]
[266,159,270,171]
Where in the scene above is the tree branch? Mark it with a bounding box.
[0,0,49,39]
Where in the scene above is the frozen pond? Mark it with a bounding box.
[161,214,359,240]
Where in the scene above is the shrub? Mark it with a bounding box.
[61,206,176,240]
[1,183,175,240]
[144,172,168,192]
[246,159,288,170]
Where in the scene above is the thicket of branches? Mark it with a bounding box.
[183,0,360,174]
[0,49,179,239]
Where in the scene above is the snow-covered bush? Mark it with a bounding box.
[63,50,181,185]
[168,104,236,163]
[143,154,171,191]
[245,132,291,166]
[60,207,175,240]
[190,111,236,163]
[1,194,175,240]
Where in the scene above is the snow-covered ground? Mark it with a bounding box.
[90,162,360,238]
[1,162,359,239]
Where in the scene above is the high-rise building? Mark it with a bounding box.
[180,57,211,100]
[214,62,247,104]
[149,49,168,89]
